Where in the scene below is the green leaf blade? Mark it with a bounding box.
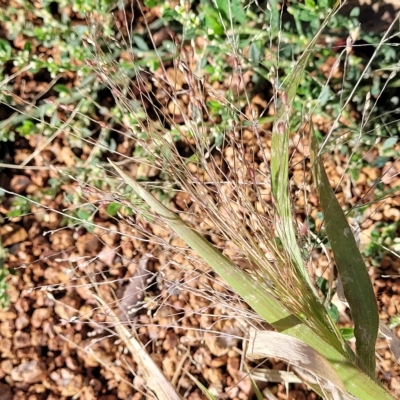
[270,0,343,284]
[310,123,379,377]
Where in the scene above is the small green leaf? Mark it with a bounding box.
[350,7,360,17]
[372,156,388,168]
[327,303,339,323]
[77,209,91,221]
[341,327,355,340]
[204,9,224,35]
[15,120,39,137]
[162,40,176,53]
[7,209,22,218]
[161,8,179,22]
[54,84,70,94]
[148,59,159,71]
[132,35,149,52]
[305,0,316,8]
[215,0,246,24]
[383,137,397,150]
[107,202,121,216]
[24,41,32,52]
[249,41,262,63]
[316,276,329,297]
[144,0,160,6]
[0,39,12,61]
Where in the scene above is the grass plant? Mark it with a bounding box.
[1,0,400,398]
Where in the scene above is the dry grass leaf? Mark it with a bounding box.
[247,329,350,399]
[94,294,182,400]
[249,367,302,384]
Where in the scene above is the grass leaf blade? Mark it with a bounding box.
[270,0,343,282]
[310,123,379,376]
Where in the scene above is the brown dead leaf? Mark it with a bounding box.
[152,27,170,47]
[247,330,348,396]
[166,67,185,90]
[136,162,159,179]
[65,356,80,371]
[226,356,240,381]
[193,347,212,369]
[0,337,12,359]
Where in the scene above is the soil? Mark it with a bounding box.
[1,1,400,399]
